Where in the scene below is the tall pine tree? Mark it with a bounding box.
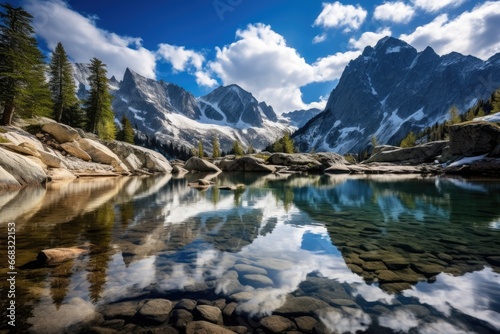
[0,3,52,125]
[212,134,220,158]
[84,57,115,140]
[116,114,134,143]
[49,42,78,123]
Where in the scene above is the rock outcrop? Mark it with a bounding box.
[0,119,173,189]
[101,140,173,173]
[219,156,276,173]
[364,141,448,164]
[0,147,47,187]
[448,121,500,157]
[184,157,221,173]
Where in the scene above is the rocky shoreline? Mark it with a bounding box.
[1,118,499,191]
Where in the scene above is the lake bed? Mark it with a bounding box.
[1,173,499,333]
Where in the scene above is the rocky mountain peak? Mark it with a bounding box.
[294,36,500,154]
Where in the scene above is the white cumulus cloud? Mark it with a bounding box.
[411,0,467,12]
[374,2,415,23]
[348,28,393,50]
[24,0,156,80]
[400,1,500,60]
[313,50,362,82]
[156,44,205,72]
[209,23,318,113]
[313,33,328,44]
[313,1,368,33]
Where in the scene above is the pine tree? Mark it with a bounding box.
[448,105,461,125]
[84,57,115,139]
[18,61,53,118]
[400,131,416,148]
[0,3,52,125]
[491,89,500,114]
[62,104,86,128]
[232,139,244,156]
[282,131,294,153]
[49,42,78,123]
[197,140,204,158]
[116,115,134,143]
[271,137,283,153]
[212,134,220,158]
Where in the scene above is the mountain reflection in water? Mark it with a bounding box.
[0,173,499,333]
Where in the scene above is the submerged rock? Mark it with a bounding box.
[185,321,235,334]
[37,243,97,263]
[275,296,329,316]
[136,299,173,325]
[260,315,296,333]
[193,305,223,325]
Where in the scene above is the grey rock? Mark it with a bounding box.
[0,164,21,190]
[324,163,351,174]
[260,315,296,333]
[185,321,236,334]
[193,305,223,325]
[61,141,92,161]
[222,156,275,173]
[364,141,448,164]
[174,299,197,311]
[77,138,129,173]
[185,157,222,173]
[275,296,330,316]
[38,149,66,168]
[252,258,293,271]
[172,164,188,174]
[0,147,47,187]
[222,302,238,319]
[0,142,41,157]
[102,140,172,173]
[42,121,81,143]
[294,316,318,332]
[136,299,173,325]
[269,153,322,170]
[233,264,268,276]
[449,121,500,157]
[170,309,193,329]
[240,274,274,288]
[101,301,141,320]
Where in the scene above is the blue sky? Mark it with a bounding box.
[15,0,500,113]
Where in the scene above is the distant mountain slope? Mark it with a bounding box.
[294,37,500,154]
[282,108,322,128]
[72,67,293,154]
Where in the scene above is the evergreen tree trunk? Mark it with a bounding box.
[2,100,14,125]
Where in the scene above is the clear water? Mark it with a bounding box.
[0,173,499,333]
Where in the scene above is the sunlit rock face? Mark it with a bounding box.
[294,37,500,154]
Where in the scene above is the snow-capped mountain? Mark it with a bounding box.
[72,63,91,100]
[282,108,322,128]
[294,37,500,154]
[74,67,293,153]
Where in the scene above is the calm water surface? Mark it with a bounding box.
[0,173,499,333]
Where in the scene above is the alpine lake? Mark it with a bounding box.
[0,172,499,333]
